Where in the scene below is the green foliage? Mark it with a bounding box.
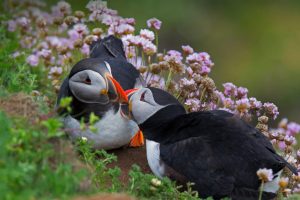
[0,25,37,94]
[0,112,89,200]
[58,96,73,113]
[127,165,199,200]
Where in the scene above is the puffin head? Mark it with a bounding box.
[125,87,185,125]
[68,58,127,105]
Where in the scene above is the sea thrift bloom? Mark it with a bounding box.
[140,29,155,41]
[237,87,248,99]
[26,54,39,67]
[179,78,196,91]
[285,155,297,165]
[249,97,262,111]
[284,135,296,146]
[263,102,279,120]
[115,24,135,35]
[7,20,16,32]
[223,82,237,97]
[142,41,157,55]
[257,168,274,182]
[48,66,63,79]
[147,18,162,30]
[86,0,107,12]
[186,53,202,64]
[17,17,30,28]
[185,98,201,112]
[279,177,289,189]
[199,52,213,66]
[200,65,211,75]
[286,122,300,136]
[52,1,72,17]
[164,50,183,63]
[182,45,194,55]
[81,43,90,55]
[236,98,250,115]
[73,23,89,36]
[223,98,234,109]
[278,118,288,129]
[38,49,52,59]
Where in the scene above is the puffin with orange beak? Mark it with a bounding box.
[57,35,144,149]
[126,87,297,200]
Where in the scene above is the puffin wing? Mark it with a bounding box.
[159,110,290,198]
[90,35,127,61]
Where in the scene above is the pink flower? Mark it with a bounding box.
[86,0,107,12]
[287,122,300,136]
[185,98,201,112]
[115,24,135,35]
[249,97,262,115]
[124,18,135,25]
[257,168,274,182]
[147,18,162,30]
[200,65,211,75]
[199,52,212,66]
[164,50,183,63]
[236,98,250,115]
[182,45,194,55]
[26,54,39,67]
[284,135,296,145]
[73,23,89,36]
[237,87,248,99]
[81,43,90,56]
[179,78,196,91]
[140,29,155,41]
[52,1,71,17]
[263,102,279,120]
[223,82,237,97]
[38,49,52,59]
[142,41,157,55]
[7,20,16,32]
[48,66,63,79]
[17,17,30,28]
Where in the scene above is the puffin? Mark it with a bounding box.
[57,35,144,149]
[125,87,297,200]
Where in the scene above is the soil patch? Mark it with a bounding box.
[108,146,151,184]
[0,92,39,122]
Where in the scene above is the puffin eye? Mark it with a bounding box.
[84,76,91,84]
[140,91,146,102]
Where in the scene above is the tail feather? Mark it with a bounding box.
[90,35,126,60]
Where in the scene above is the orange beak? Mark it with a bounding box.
[105,74,128,104]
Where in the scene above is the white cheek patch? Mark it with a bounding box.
[131,99,165,124]
[69,70,108,104]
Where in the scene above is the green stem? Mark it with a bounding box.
[200,87,207,103]
[155,30,159,52]
[258,181,264,200]
[165,69,173,90]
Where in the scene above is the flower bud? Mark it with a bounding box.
[74,10,85,19]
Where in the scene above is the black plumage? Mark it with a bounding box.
[90,35,144,90]
[136,88,297,200]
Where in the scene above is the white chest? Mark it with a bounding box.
[64,109,139,150]
[146,139,166,178]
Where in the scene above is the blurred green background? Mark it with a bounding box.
[44,0,300,122]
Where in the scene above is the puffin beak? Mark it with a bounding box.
[105,74,128,104]
[119,88,138,119]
